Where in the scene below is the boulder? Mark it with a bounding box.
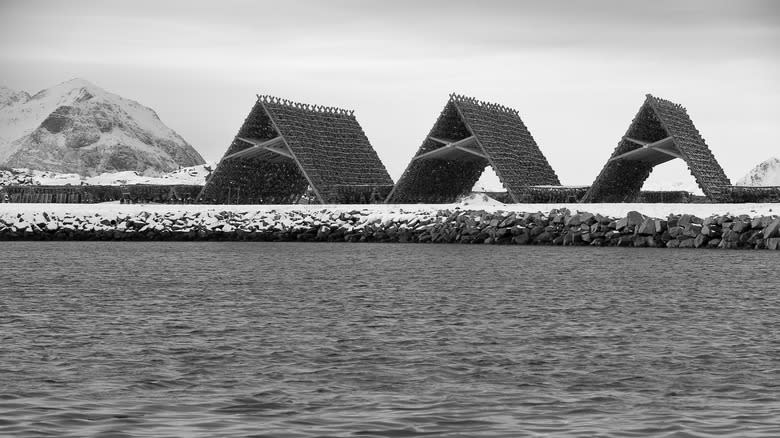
[564,232,583,245]
[535,231,554,243]
[316,225,331,239]
[701,224,720,237]
[498,214,517,228]
[637,218,656,235]
[626,211,644,227]
[513,232,531,244]
[747,230,763,246]
[679,238,695,248]
[763,218,780,238]
[654,219,667,234]
[564,214,581,227]
[722,229,741,243]
[683,223,702,238]
[510,225,525,236]
[678,214,703,227]
[732,220,750,233]
[595,213,611,225]
[578,212,596,225]
[633,235,655,247]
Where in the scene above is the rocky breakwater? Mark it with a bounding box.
[0,208,779,250]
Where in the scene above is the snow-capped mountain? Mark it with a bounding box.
[736,157,780,187]
[0,78,205,175]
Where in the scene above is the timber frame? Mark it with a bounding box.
[386,93,560,203]
[199,95,393,204]
[582,94,731,202]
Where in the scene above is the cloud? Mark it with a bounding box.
[0,0,777,183]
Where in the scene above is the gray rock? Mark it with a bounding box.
[637,218,655,235]
[763,218,780,238]
[626,211,644,227]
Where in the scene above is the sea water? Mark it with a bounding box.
[1,242,779,437]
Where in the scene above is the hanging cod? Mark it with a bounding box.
[581,94,732,203]
[199,95,393,204]
[386,93,561,203]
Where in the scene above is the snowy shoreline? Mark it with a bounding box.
[0,199,777,218]
[1,201,779,250]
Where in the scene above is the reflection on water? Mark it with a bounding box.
[1,242,779,437]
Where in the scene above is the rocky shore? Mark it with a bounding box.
[1,207,779,250]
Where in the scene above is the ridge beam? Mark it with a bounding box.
[610,136,678,163]
[414,136,486,161]
[223,136,292,161]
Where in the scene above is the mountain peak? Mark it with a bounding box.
[61,77,97,88]
[31,78,107,102]
[736,157,780,187]
[52,77,102,91]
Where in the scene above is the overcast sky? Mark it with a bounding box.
[1,0,778,186]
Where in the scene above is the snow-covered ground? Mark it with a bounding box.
[470,160,707,194]
[1,200,776,220]
[0,163,213,186]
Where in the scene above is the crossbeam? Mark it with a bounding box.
[610,136,681,164]
[223,136,292,161]
[623,137,650,146]
[413,136,486,161]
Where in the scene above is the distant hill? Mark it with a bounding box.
[736,157,780,186]
[0,78,205,175]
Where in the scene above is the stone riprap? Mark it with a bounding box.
[1,207,779,250]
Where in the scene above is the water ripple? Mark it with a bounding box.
[1,242,779,437]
